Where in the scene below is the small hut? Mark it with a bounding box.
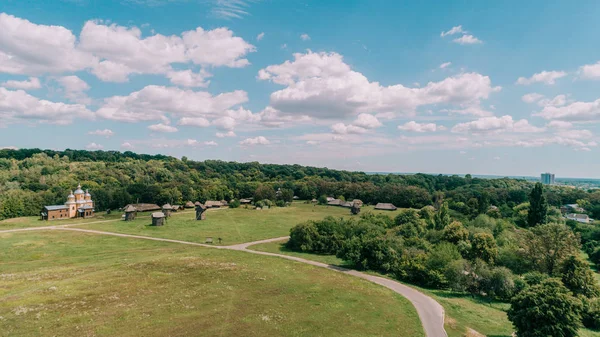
[185,201,195,209]
[220,200,229,207]
[152,212,165,226]
[239,198,252,204]
[374,203,397,211]
[351,201,361,215]
[195,203,207,220]
[124,205,137,221]
[311,198,318,203]
[162,203,173,217]
[171,205,183,212]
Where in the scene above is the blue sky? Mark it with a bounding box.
[1,0,600,178]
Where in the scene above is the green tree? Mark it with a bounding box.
[523,223,580,274]
[442,221,469,244]
[471,232,498,264]
[254,184,276,201]
[279,188,294,202]
[560,255,600,298]
[433,202,451,230]
[318,195,328,205]
[527,183,548,227]
[508,278,582,337]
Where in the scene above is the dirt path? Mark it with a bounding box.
[49,228,446,337]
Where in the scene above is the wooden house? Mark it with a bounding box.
[374,203,397,211]
[162,203,173,217]
[151,212,165,226]
[124,205,137,221]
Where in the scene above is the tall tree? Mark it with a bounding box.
[522,223,581,274]
[508,278,582,337]
[433,202,451,230]
[527,183,548,227]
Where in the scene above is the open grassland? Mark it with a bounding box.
[71,203,402,245]
[0,230,423,337]
[249,239,600,337]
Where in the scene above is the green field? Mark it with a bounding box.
[0,230,424,337]
[63,203,402,245]
[248,239,600,337]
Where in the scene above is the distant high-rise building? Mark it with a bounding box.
[541,173,555,185]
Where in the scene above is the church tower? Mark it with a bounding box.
[66,190,76,218]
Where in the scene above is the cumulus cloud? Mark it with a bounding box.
[166,69,211,87]
[240,136,270,145]
[453,35,482,45]
[96,85,248,122]
[0,13,96,75]
[178,117,211,127]
[204,141,218,146]
[439,62,451,69]
[85,142,103,150]
[256,32,264,41]
[55,75,91,104]
[331,123,368,135]
[452,115,545,134]
[1,77,41,90]
[534,99,600,121]
[212,116,236,130]
[398,121,442,132]
[546,121,573,129]
[516,70,567,85]
[0,87,93,126]
[300,33,311,41]
[538,94,567,107]
[522,93,544,103]
[440,25,464,37]
[121,142,134,149]
[579,60,600,80]
[148,123,178,133]
[216,131,236,138]
[258,51,500,120]
[88,129,114,137]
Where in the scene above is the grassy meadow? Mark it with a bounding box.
[0,211,124,230]
[0,230,424,337]
[66,203,403,245]
[248,239,600,337]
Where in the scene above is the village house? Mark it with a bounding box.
[41,184,94,220]
[565,213,592,223]
[374,203,397,211]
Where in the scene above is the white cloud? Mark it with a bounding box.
[212,116,236,130]
[453,35,482,45]
[1,77,41,90]
[240,136,270,145]
[538,94,567,107]
[440,25,464,37]
[96,85,248,122]
[178,117,211,127]
[88,129,114,137]
[398,121,441,133]
[0,146,19,150]
[352,113,382,129]
[148,123,178,133]
[522,93,544,103]
[534,99,600,121]
[209,0,258,19]
[257,32,264,41]
[216,131,236,138]
[0,13,96,76]
[439,62,451,69]
[331,123,368,135]
[546,121,573,129]
[0,87,93,126]
[578,61,600,80]
[166,69,211,87]
[452,115,545,134]
[85,142,103,150]
[204,141,218,146]
[300,33,311,41]
[516,70,567,85]
[493,156,500,160]
[121,142,134,149]
[258,51,500,120]
[55,75,91,104]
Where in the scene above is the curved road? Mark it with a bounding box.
[2,227,447,337]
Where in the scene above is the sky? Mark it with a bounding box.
[1,0,600,178]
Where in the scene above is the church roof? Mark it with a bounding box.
[67,190,75,198]
[44,205,68,210]
[74,183,84,195]
[85,189,91,197]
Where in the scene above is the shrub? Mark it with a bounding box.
[275,200,286,207]
[229,199,241,208]
[287,222,320,252]
[582,297,600,329]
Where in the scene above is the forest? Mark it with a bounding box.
[1,148,600,221]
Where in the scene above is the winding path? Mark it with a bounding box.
[1,225,447,337]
